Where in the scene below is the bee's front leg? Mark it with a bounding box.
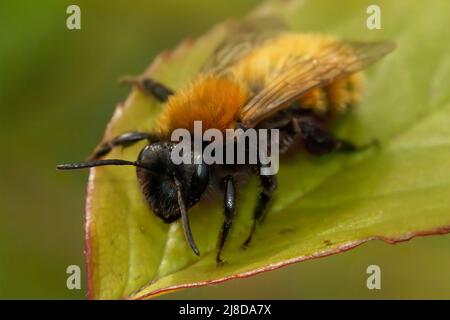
[90,131,157,160]
[216,176,236,267]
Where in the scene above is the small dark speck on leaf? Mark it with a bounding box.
[279,228,295,235]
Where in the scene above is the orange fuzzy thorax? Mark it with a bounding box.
[155,75,250,136]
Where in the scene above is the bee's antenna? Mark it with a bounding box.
[57,159,144,170]
[174,177,200,256]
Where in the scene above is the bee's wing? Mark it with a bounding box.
[239,40,396,128]
[202,16,286,75]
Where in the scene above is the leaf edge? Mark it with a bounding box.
[127,225,450,300]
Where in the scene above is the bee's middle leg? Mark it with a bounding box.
[242,173,277,249]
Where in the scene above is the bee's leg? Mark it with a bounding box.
[121,77,174,102]
[298,120,377,155]
[242,174,277,249]
[216,176,236,266]
[139,78,174,102]
[334,138,379,153]
[90,131,156,160]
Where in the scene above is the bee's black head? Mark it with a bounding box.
[136,142,209,224]
[56,140,209,256]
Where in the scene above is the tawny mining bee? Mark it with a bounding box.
[58,18,394,265]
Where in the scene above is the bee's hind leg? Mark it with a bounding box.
[90,131,157,160]
[241,174,277,249]
[335,138,380,153]
[298,119,378,155]
[120,77,174,102]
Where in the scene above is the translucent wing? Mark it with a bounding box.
[239,40,396,127]
[202,16,286,75]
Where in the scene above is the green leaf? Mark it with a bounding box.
[85,0,450,299]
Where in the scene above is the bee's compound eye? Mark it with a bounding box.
[137,142,173,172]
[137,144,158,163]
[188,163,209,206]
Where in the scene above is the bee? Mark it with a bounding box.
[57,17,395,265]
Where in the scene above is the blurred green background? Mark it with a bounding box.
[0,0,449,299]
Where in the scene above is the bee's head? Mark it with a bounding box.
[56,141,209,256]
[136,142,209,223]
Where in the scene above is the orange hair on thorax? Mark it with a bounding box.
[155,74,250,137]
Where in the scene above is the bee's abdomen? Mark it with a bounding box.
[297,72,365,116]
